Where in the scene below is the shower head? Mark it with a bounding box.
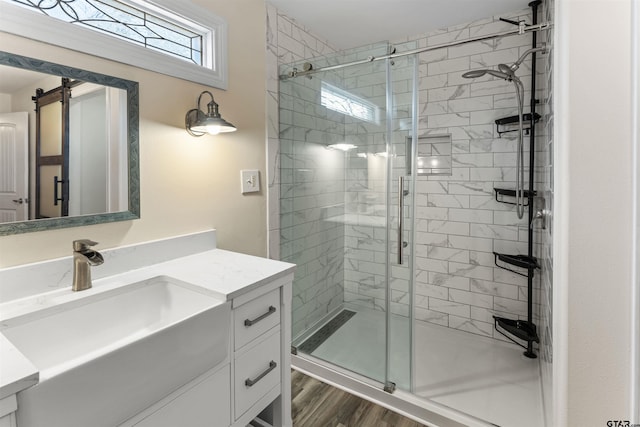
[462,69,514,81]
[461,69,489,79]
[498,63,515,76]
[463,44,547,82]
[487,69,514,80]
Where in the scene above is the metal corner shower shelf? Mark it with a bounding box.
[494,188,537,206]
[495,112,542,137]
[490,0,543,359]
[522,0,543,359]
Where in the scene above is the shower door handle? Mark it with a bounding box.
[398,176,404,265]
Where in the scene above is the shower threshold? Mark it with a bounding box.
[292,354,490,427]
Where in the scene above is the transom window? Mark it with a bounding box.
[321,82,380,124]
[1,0,228,88]
[11,0,204,65]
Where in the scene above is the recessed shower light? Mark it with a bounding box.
[327,143,357,151]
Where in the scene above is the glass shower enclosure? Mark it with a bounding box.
[279,42,418,393]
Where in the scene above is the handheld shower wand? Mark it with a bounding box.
[461,44,546,219]
[462,68,526,219]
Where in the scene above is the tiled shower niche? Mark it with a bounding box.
[412,135,453,176]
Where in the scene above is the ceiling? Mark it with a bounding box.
[268,0,527,50]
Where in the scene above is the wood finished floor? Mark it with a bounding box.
[291,370,427,427]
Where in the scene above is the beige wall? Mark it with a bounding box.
[0,93,10,112]
[0,0,267,267]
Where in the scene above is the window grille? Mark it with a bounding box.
[10,0,203,65]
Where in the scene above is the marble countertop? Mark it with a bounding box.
[0,248,295,402]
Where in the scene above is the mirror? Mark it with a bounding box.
[0,51,139,235]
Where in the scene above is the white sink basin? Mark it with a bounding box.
[1,275,230,427]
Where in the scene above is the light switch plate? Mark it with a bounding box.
[241,170,260,194]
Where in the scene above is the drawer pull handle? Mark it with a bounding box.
[245,361,277,387]
[244,306,276,327]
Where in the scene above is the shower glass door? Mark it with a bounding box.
[385,51,418,392]
[280,44,416,392]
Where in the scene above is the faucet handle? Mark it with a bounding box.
[73,239,99,251]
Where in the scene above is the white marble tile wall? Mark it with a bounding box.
[266,4,345,339]
[340,47,416,317]
[341,58,390,312]
[396,8,549,342]
[266,3,337,263]
[266,4,339,263]
[336,9,548,343]
[539,0,554,424]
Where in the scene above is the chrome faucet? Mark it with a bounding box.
[72,239,104,291]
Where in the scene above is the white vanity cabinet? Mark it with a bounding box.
[0,396,17,427]
[0,414,16,427]
[0,234,295,427]
[122,274,293,427]
[231,277,292,427]
[0,334,36,427]
[125,365,231,427]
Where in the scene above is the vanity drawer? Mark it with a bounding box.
[234,288,280,350]
[234,330,281,418]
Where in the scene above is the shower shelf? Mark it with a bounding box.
[493,252,539,277]
[493,316,539,348]
[495,112,541,137]
[494,187,536,205]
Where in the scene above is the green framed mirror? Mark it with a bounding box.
[0,51,139,235]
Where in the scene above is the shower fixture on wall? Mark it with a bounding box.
[461,4,547,357]
[462,45,546,219]
[461,68,515,80]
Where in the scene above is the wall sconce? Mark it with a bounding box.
[185,90,237,136]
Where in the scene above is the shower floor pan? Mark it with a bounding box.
[294,305,543,427]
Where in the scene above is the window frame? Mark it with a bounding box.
[0,0,228,89]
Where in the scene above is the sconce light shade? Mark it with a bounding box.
[185,90,237,136]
